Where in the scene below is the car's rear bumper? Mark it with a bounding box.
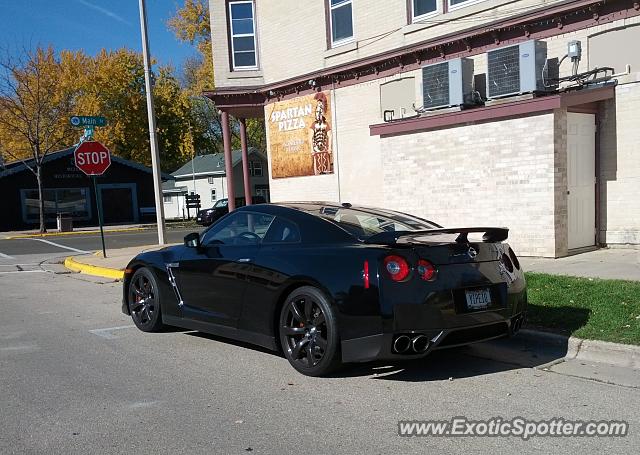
[340,313,525,363]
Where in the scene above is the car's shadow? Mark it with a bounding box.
[182,330,569,382]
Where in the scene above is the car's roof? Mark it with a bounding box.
[235,201,441,242]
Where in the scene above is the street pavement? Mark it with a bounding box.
[1,258,639,454]
[0,228,196,273]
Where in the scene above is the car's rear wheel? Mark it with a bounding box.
[128,268,164,332]
[279,286,341,376]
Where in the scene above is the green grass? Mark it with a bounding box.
[525,273,640,345]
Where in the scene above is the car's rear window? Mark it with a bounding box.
[289,204,440,239]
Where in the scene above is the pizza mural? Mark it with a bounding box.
[266,91,334,179]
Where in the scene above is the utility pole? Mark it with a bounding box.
[138,0,166,245]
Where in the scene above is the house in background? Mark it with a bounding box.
[162,147,269,219]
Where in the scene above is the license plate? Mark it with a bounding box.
[465,288,492,310]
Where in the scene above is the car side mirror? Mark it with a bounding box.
[184,232,201,248]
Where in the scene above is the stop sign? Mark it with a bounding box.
[74,141,111,176]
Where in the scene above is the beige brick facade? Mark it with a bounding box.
[212,1,640,256]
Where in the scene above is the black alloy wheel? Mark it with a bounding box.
[279,286,341,376]
[128,268,164,332]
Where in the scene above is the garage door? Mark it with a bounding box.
[567,113,596,250]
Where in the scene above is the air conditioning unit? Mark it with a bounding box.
[421,58,474,110]
[487,40,549,99]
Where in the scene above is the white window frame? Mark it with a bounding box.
[211,189,217,202]
[249,160,263,177]
[329,0,355,48]
[411,0,441,22]
[228,0,258,71]
[447,0,487,13]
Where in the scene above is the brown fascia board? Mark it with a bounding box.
[205,0,607,101]
[368,85,615,137]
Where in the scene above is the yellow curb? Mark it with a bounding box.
[7,227,148,239]
[64,256,125,280]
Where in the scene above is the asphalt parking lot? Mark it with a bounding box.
[1,265,639,454]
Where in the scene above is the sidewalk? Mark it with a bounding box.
[520,248,640,281]
[63,244,177,280]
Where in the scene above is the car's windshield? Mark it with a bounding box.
[213,199,228,208]
[288,204,441,239]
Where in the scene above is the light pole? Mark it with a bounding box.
[138,0,166,245]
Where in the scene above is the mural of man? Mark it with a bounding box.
[308,92,333,175]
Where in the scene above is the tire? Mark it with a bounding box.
[279,286,341,376]
[128,267,165,332]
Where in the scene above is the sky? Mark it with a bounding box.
[0,0,196,72]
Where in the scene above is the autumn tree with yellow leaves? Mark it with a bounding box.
[168,0,266,153]
[0,46,202,231]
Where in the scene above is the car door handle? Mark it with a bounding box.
[237,258,252,263]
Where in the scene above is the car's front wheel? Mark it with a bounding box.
[279,286,341,376]
[128,267,164,332]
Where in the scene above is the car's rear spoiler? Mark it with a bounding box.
[365,227,509,244]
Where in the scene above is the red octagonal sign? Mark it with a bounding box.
[74,141,111,176]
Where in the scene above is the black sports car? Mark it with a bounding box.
[196,196,267,226]
[123,202,527,376]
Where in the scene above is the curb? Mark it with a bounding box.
[518,329,640,370]
[64,256,125,280]
[6,227,148,239]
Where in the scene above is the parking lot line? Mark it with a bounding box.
[27,238,90,254]
[89,325,136,339]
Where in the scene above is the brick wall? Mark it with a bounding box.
[379,112,561,257]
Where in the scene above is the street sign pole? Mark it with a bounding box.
[138,0,166,246]
[92,175,107,258]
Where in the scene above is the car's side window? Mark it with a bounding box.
[201,212,274,246]
[263,217,301,244]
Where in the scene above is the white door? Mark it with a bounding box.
[567,113,596,250]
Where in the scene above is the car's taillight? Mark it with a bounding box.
[383,255,410,282]
[363,260,370,289]
[417,259,437,281]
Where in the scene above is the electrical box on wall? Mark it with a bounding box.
[421,58,474,109]
[487,40,549,98]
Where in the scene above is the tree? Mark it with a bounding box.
[0,47,80,232]
[168,0,267,155]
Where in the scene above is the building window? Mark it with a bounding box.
[21,188,90,223]
[448,0,486,11]
[249,161,263,177]
[211,189,217,202]
[228,1,258,70]
[412,0,438,22]
[329,0,354,47]
[163,195,172,203]
[255,185,270,202]
[208,176,215,184]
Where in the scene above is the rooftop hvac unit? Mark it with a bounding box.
[487,40,549,99]
[421,58,474,110]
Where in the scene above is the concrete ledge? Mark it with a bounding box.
[518,329,640,370]
[64,256,124,281]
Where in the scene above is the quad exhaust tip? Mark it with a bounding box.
[411,335,430,353]
[393,335,411,353]
[393,334,431,354]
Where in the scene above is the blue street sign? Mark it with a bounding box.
[70,116,107,127]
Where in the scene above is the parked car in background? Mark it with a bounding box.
[196,196,266,226]
[123,202,527,376]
